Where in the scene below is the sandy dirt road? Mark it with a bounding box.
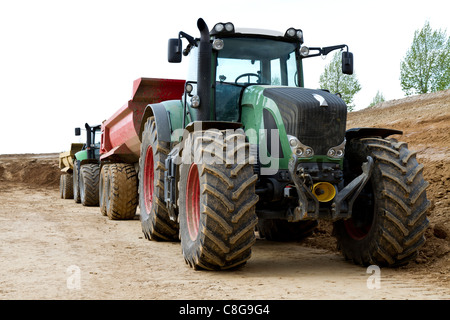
[0,181,448,300]
[1,90,449,300]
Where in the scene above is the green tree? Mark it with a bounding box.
[319,52,361,111]
[400,21,450,95]
[368,90,385,108]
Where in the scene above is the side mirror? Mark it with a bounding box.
[168,38,182,63]
[75,127,81,136]
[342,51,353,75]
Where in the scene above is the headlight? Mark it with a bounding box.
[288,135,314,158]
[212,39,224,50]
[191,95,200,108]
[286,28,296,37]
[214,24,224,33]
[225,23,234,32]
[285,28,304,43]
[327,139,346,159]
[185,83,193,94]
[300,46,309,57]
[211,22,234,35]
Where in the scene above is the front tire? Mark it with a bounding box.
[139,117,179,241]
[79,163,100,206]
[178,129,259,270]
[333,137,430,266]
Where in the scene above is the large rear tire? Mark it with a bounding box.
[73,160,81,203]
[178,129,259,270]
[99,165,110,216]
[139,117,179,241]
[333,137,430,266]
[79,163,100,206]
[60,174,74,199]
[105,163,138,220]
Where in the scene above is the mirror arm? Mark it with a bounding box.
[179,31,195,46]
[322,44,348,56]
[178,31,197,56]
[302,45,349,58]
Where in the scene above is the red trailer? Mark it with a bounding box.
[99,77,185,219]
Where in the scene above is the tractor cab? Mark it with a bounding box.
[74,123,102,162]
[169,20,353,125]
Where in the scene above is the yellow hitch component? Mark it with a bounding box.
[312,182,336,202]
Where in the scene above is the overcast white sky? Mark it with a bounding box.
[0,0,448,154]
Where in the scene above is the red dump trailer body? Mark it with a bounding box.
[100,78,185,163]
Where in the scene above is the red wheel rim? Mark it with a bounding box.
[344,219,372,240]
[186,163,200,241]
[143,146,154,213]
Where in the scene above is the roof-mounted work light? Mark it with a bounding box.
[211,22,235,35]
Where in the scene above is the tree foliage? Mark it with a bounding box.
[368,90,385,108]
[400,21,450,95]
[319,52,361,111]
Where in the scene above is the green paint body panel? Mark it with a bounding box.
[158,100,186,143]
[74,150,88,162]
[241,85,291,170]
[161,85,343,169]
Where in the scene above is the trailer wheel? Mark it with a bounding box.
[99,165,110,216]
[333,137,430,266]
[178,130,259,270]
[105,163,138,220]
[60,174,74,199]
[139,116,179,241]
[257,219,318,241]
[73,160,81,203]
[79,163,100,206]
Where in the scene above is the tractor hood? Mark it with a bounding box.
[262,87,347,155]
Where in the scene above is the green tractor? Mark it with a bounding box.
[73,123,101,206]
[139,18,430,270]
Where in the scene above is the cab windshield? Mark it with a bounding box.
[216,37,299,86]
[214,37,299,121]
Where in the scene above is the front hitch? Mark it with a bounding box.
[288,155,374,221]
[331,156,374,220]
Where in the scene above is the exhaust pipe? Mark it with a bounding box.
[196,18,212,122]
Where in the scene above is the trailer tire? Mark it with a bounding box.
[105,163,138,220]
[257,219,318,241]
[73,160,81,203]
[99,165,110,216]
[60,175,64,198]
[139,117,179,241]
[80,163,100,206]
[60,174,74,199]
[333,137,430,266]
[178,130,259,270]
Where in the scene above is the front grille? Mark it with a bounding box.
[263,87,347,155]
